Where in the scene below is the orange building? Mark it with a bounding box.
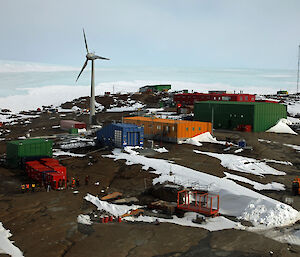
[123,116,212,143]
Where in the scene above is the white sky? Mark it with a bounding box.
[0,0,299,69]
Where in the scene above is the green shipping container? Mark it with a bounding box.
[194,101,287,132]
[69,128,78,134]
[6,138,53,168]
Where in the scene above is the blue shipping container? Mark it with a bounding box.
[96,123,144,148]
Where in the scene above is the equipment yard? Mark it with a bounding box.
[1,93,300,257]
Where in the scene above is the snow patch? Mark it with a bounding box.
[103,148,299,227]
[0,222,24,257]
[181,132,226,146]
[84,194,141,217]
[154,147,169,153]
[193,150,286,176]
[266,119,297,135]
[77,214,92,225]
[224,172,285,191]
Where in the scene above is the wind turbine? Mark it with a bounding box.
[76,29,109,125]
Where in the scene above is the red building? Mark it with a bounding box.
[174,93,255,107]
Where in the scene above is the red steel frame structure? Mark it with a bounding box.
[177,190,219,216]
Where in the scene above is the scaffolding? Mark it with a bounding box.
[177,189,219,216]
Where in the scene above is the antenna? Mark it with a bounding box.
[297,44,300,94]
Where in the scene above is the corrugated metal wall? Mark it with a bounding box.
[194,101,287,132]
[254,103,287,131]
[6,139,53,168]
[96,123,143,148]
[124,117,212,142]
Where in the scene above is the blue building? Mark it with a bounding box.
[96,123,144,148]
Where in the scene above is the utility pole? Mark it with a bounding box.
[297,44,300,94]
[211,105,214,136]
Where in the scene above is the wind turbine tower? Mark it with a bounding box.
[76,29,109,125]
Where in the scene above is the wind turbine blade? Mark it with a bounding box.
[76,59,88,82]
[83,29,89,53]
[95,55,110,60]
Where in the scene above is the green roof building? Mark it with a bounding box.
[194,101,287,132]
[139,84,171,93]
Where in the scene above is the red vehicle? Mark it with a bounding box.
[174,93,255,107]
[25,158,67,190]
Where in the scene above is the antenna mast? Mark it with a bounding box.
[297,44,300,94]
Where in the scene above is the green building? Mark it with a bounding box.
[139,84,171,93]
[194,101,287,132]
[6,138,53,168]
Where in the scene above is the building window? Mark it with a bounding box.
[245,96,248,101]
[192,127,195,131]
[172,126,175,131]
[186,127,189,131]
[157,125,161,130]
[239,96,243,101]
[199,127,201,131]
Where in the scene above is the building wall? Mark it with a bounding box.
[194,101,287,132]
[96,123,143,148]
[124,117,212,142]
[253,103,287,131]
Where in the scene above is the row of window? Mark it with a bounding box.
[176,95,255,102]
[139,123,202,132]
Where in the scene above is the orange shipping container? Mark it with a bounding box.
[123,116,212,143]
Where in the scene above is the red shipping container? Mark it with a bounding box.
[40,158,60,165]
[45,164,67,176]
[60,120,86,130]
[46,172,67,190]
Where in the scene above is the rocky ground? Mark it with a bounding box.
[1,93,300,257]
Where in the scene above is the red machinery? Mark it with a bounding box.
[177,189,219,216]
[25,158,67,190]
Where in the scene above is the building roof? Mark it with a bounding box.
[113,123,141,129]
[7,138,51,145]
[194,101,281,105]
[124,116,208,125]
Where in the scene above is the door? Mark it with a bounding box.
[114,130,122,147]
[127,132,140,146]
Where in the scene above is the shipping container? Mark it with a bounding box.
[96,123,144,148]
[123,117,212,143]
[25,159,67,189]
[60,120,86,131]
[6,138,53,168]
[194,101,287,132]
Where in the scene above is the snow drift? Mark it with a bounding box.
[266,119,297,135]
[181,132,226,146]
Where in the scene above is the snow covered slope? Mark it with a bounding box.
[103,147,299,227]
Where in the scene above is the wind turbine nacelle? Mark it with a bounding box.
[86,53,97,60]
